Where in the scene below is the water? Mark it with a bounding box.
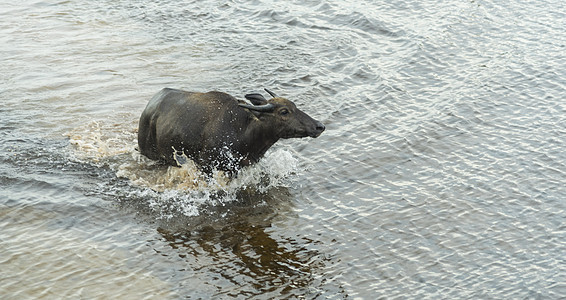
[1,0,565,298]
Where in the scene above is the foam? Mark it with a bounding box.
[65,118,299,218]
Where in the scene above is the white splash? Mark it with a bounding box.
[66,119,137,164]
[65,118,299,218]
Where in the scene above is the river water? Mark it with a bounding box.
[1,0,565,299]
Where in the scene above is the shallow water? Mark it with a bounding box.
[1,0,565,298]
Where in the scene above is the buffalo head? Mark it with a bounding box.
[239,88,325,139]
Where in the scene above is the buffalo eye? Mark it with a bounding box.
[279,108,290,116]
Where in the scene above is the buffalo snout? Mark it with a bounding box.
[310,120,325,138]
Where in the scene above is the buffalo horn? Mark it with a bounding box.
[239,103,276,112]
[264,88,278,98]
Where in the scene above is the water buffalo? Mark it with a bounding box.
[137,88,325,173]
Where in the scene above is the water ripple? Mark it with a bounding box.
[2,0,566,298]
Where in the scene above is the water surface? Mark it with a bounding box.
[1,0,565,298]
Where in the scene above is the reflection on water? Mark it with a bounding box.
[160,224,322,298]
[2,0,566,298]
[157,198,324,298]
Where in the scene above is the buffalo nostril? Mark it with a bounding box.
[309,121,325,138]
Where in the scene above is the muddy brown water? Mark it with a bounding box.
[1,0,565,298]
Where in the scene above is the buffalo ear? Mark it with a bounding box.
[245,93,267,105]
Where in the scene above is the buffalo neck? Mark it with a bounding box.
[243,118,279,162]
